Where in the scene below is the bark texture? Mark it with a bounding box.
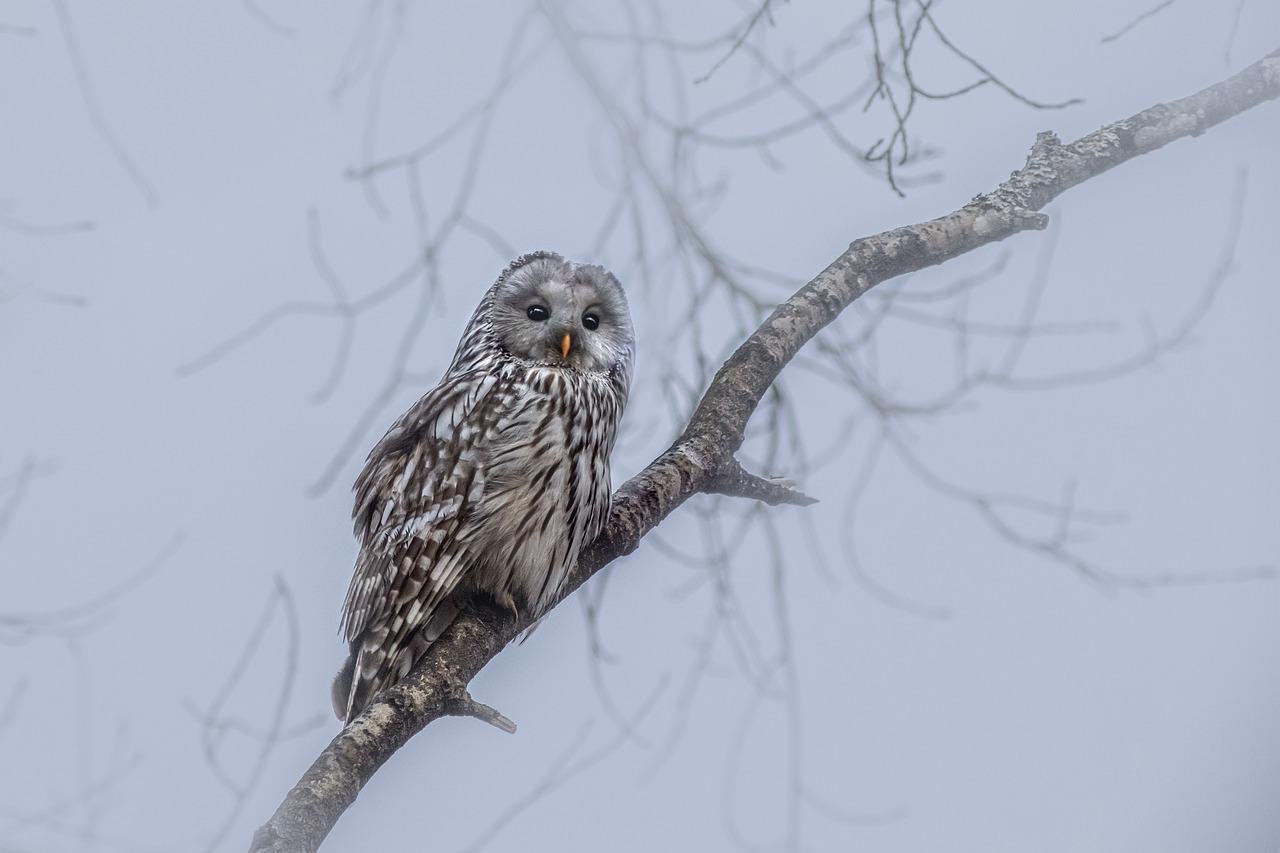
[250,48,1280,853]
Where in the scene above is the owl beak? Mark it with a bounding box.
[560,333,572,360]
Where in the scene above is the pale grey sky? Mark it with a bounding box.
[2,2,1277,851]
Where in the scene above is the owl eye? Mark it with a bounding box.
[582,312,600,331]
[526,305,550,321]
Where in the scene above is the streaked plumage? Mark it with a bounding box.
[332,252,634,723]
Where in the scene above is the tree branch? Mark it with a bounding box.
[249,47,1280,853]
[702,459,818,507]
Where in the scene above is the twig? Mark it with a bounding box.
[1102,0,1177,44]
[52,0,157,205]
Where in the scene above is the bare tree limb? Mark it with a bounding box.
[52,0,158,206]
[240,0,297,37]
[1102,0,1177,44]
[703,458,817,507]
[248,48,1280,853]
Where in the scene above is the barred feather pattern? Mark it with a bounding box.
[333,252,633,722]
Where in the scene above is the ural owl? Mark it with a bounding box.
[332,252,634,723]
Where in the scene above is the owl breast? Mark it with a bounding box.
[466,363,625,616]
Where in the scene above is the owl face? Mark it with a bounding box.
[488,253,634,374]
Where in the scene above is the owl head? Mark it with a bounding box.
[480,252,635,376]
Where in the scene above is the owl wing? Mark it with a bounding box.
[336,367,515,717]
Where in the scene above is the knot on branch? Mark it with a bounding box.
[701,458,818,507]
[971,206,1049,237]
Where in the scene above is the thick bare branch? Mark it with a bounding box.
[248,48,1280,853]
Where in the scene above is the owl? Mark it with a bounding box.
[332,251,634,723]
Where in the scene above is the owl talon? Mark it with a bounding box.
[495,590,520,622]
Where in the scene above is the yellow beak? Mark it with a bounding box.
[560,333,571,359]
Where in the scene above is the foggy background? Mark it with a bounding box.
[2,2,1277,851]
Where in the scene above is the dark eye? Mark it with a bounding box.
[526,305,549,321]
[582,312,600,330]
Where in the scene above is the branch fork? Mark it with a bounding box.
[701,458,818,507]
[445,692,517,735]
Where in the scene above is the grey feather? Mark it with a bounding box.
[332,252,634,722]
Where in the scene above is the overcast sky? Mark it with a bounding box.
[2,2,1278,851]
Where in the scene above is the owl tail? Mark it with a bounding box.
[330,653,359,722]
[331,597,463,724]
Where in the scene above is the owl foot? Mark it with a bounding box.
[494,589,521,622]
